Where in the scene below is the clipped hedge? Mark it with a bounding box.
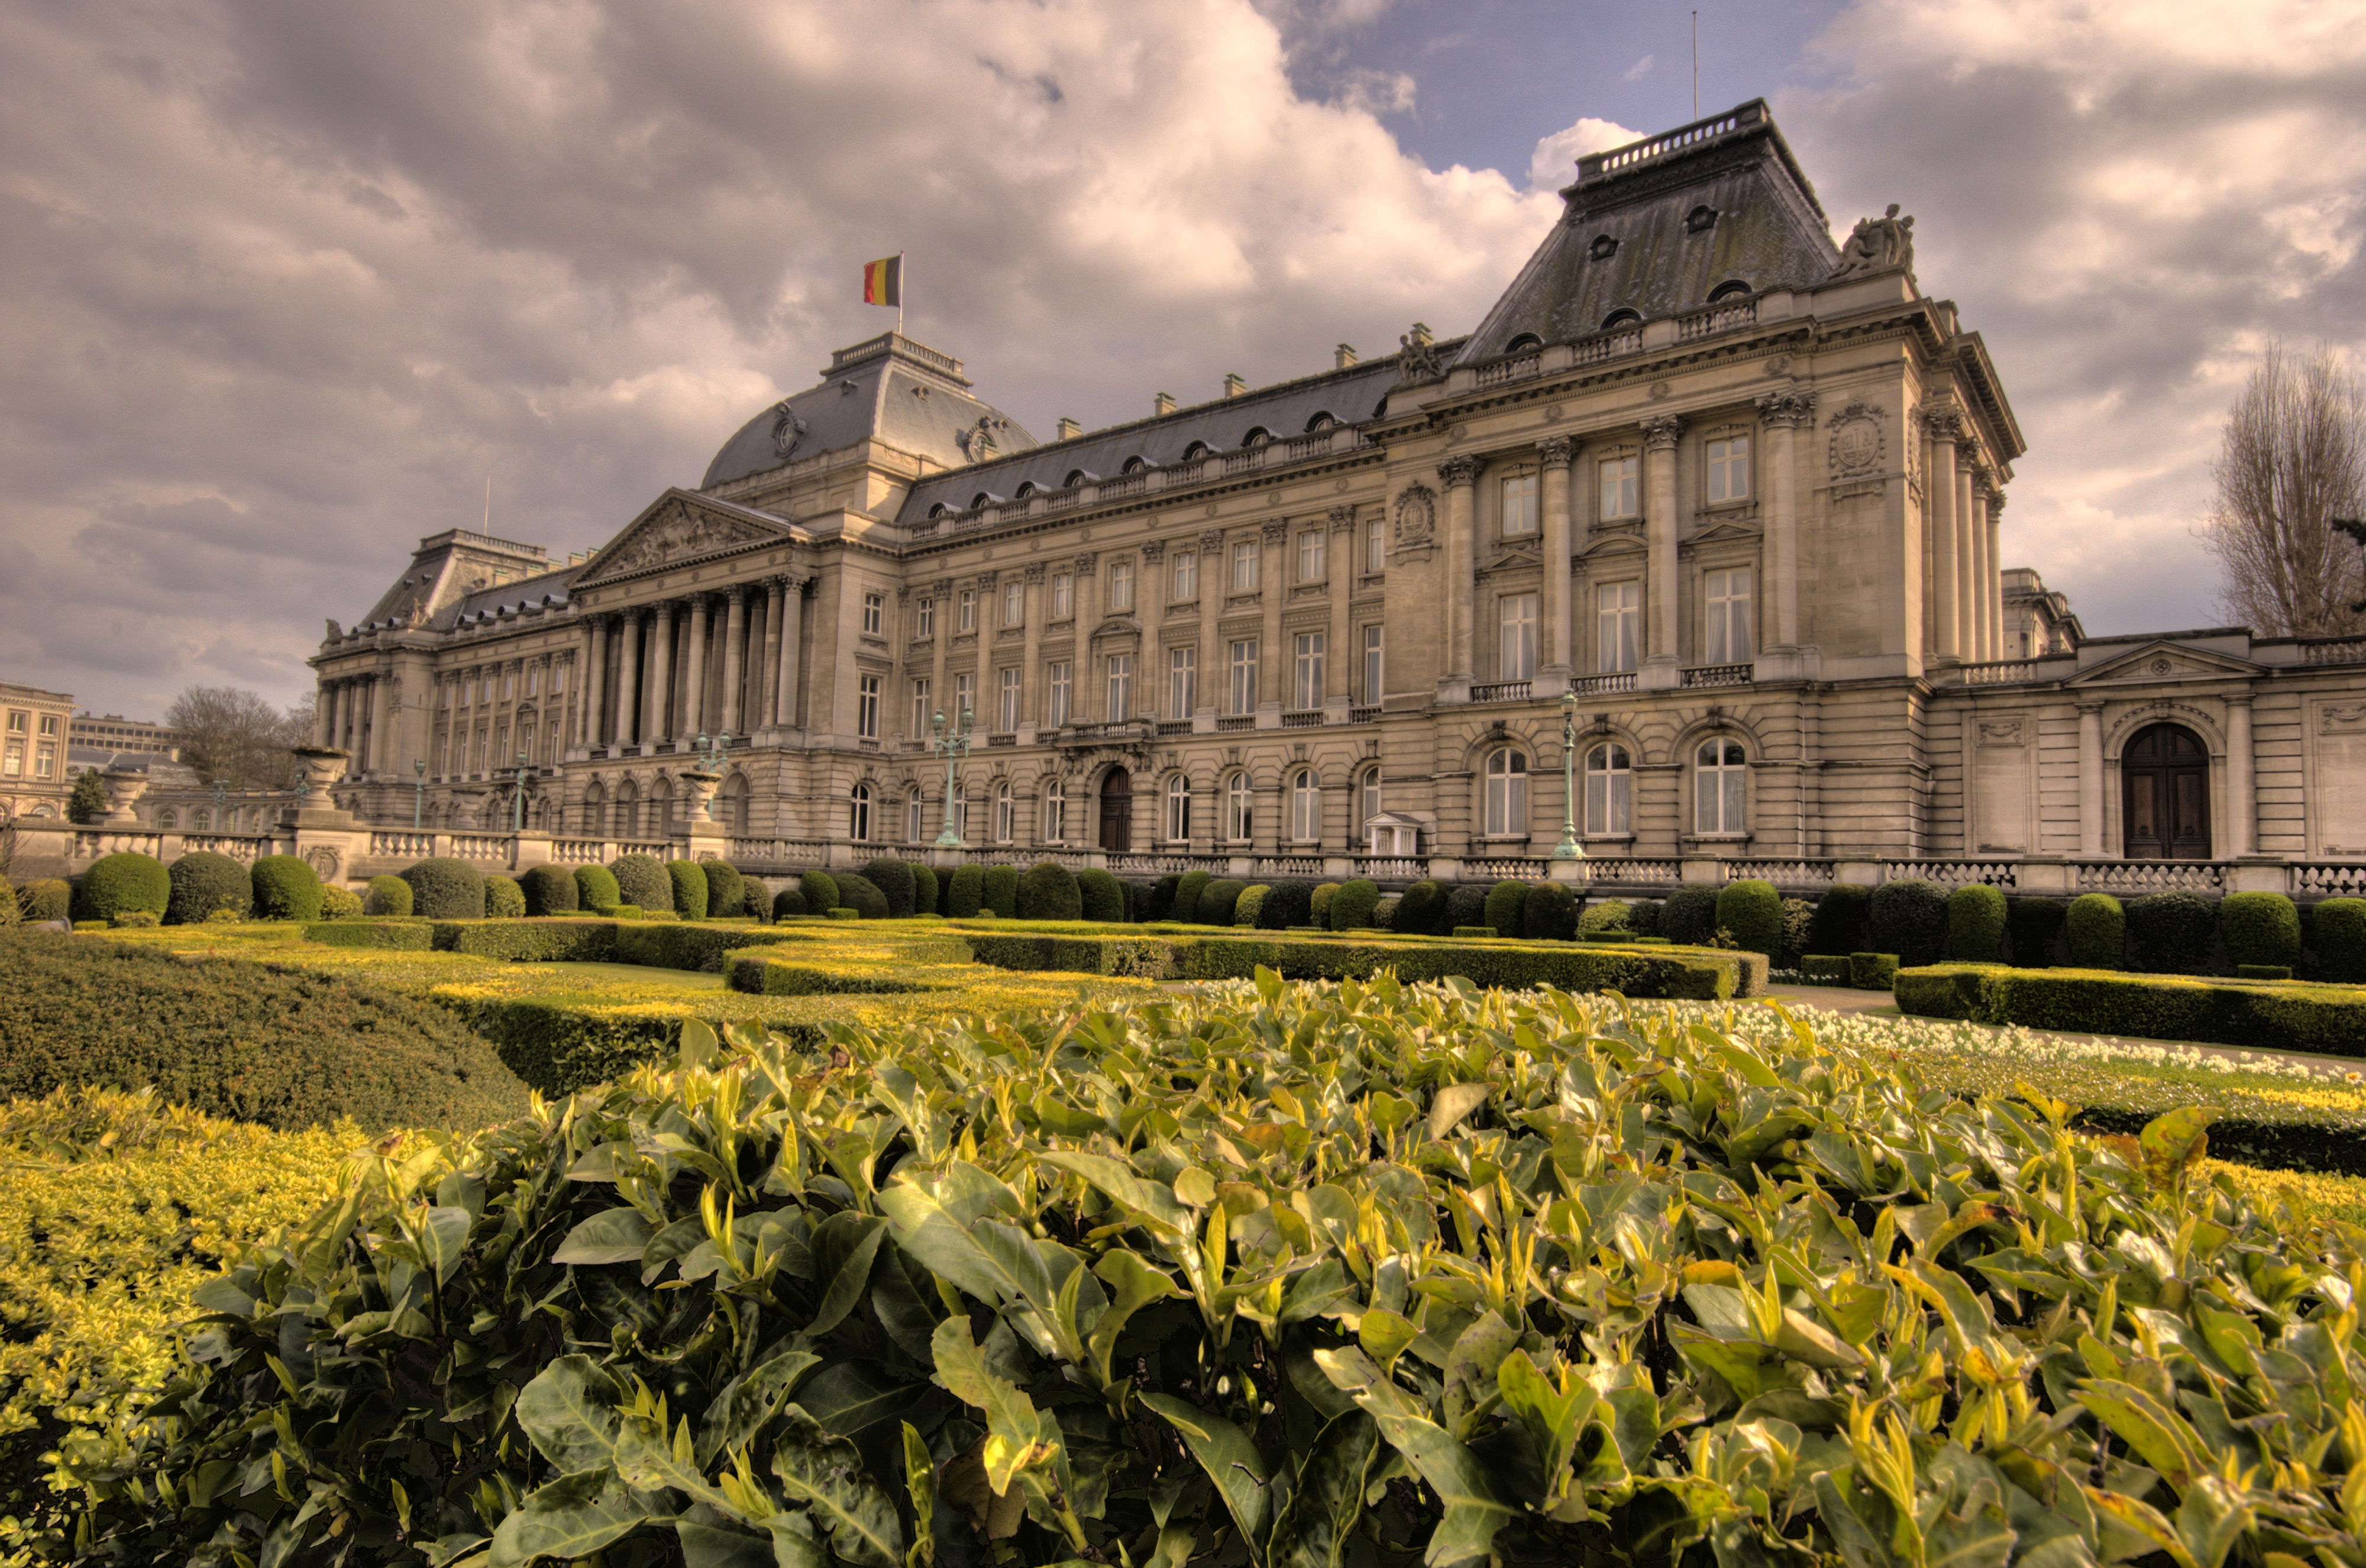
[1849,951,1900,990]
[1520,880,1577,942]
[1172,868,1213,924]
[1146,873,1180,921]
[943,865,983,918]
[910,862,940,918]
[301,920,434,951]
[1804,881,1872,957]
[2007,894,2065,967]
[1077,867,1126,924]
[980,864,1020,919]
[1944,882,2006,962]
[250,854,324,923]
[1256,879,1313,930]
[484,874,526,920]
[519,863,579,916]
[1441,883,1487,933]
[800,868,842,915]
[1194,877,1246,927]
[1480,879,1525,939]
[1576,897,1631,937]
[703,860,746,922]
[400,857,485,920]
[72,852,169,923]
[2221,890,2301,972]
[319,886,363,920]
[771,884,808,920]
[1234,885,1268,926]
[1661,882,1718,946]
[570,864,619,914]
[665,858,709,920]
[836,871,893,921]
[1395,878,1446,936]
[1898,961,2366,1057]
[2126,890,2215,974]
[609,853,671,912]
[2319,897,2366,983]
[1714,877,1782,958]
[1017,861,1082,922]
[1309,882,1338,927]
[1330,877,1381,932]
[1866,877,1947,966]
[165,851,251,926]
[864,857,918,919]
[15,881,69,924]
[2066,891,2125,969]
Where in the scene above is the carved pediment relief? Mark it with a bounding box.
[1687,518,1763,546]
[2067,641,2260,687]
[575,490,791,587]
[1578,532,1647,560]
[1482,541,1543,573]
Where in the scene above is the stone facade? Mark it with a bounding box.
[0,681,75,822]
[305,100,2366,901]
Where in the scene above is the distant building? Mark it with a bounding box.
[0,681,74,821]
[69,712,183,761]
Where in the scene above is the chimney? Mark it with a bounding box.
[1334,343,1357,369]
[1056,416,1082,441]
[1155,392,1177,416]
[1409,322,1433,347]
[1223,373,1248,398]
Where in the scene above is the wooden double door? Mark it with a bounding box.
[2121,723,2210,859]
[1098,768,1132,852]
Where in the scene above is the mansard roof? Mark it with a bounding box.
[1456,99,1841,363]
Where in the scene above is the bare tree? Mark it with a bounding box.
[2203,341,2366,637]
[165,687,314,790]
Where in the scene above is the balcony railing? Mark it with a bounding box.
[368,831,435,860]
[1282,710,1324,728]
[1683,663,1753,689]
[2075,859,2225,895]
[1572,671,1637,696]
[1953,659,2041,685]
[1475,351,1541,388]
[1350,704,1381,723]
[1470,681,1532,703]
[1216,715,1253,732]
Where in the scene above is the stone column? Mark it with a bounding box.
[1924,405,1962,663]
[683,596,710,738]
[2077,700,2105,856]
[581,617,608,746]
[1327,506,1356,703]
[1754,392,1812,648]
[1984,486,2006,663]
[1136,544,1163,717]
[616,613,643,748]
[645,600,675,744]
[2226,693,2256,858]
[925,576,952,729]
[1019,564,1045,725]
[1955,454,1979,664]
[720,588,748,733]
[1195,534,1223,717]
[1438,456,1480,687]
[761,580,786,726]
[314,680,334,746]
[1640,416,1684,680]
[774,578,803,731]
[1259,521,1288,712]
[366,674,390,775]
[1536,439,1575,686]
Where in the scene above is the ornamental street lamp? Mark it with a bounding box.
[211,777,228,829]
[930,707,975,848]
[510,752,531,833]
[1552,691,1586,861]
[412,759,427,830]
[691,732,732,815]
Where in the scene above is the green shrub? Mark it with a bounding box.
[702,860,746,922]
[2238,964,2293,980]
[519,863,579,916]
[1329,878,1381,931]
[1146,873,1180,920]
[1077,867,1125,923]
[1715,878,1783,958]
[111,909,162,928]
[1661,884,1718,946]
[1172,869,1213,924]
[910,862,940,917]
[72,852,169,923]
[483,874,526,920]
[2221,890,2301,972]
[1801,954,1851,983]
[1849,951,1900,990]
[770,884,807,920]
[2126,890,2216,974]
[302,920,432,951]
[1257,880,1314,930]
[1481,880,1527,939]
[1804,882,1872,957]
[788,869,834,916]
[1578,897,1631,937]
[1628,897,1664,937]
[2066,891,2125,969]
[1944,882,2007,962]
[664,858,709,920]
[1017,861,1082,921]
[1867,878,1947,966]
[863,857,917,918]
[825,906,859,920]
[1372,894,1400,930]
[400,857,485,920]
[1520,881,1578,942]
[1441,884,1488,932]
[1309,882,1339,927]
[744,880,773,920]
[1395,879,1446,936]
[361,873,413,918]
[1454,924,1495,938]
[608,853,671,912]
[1191,878,1244,926]
[2318,898,2366,983]
[0,877,14,926]
[570,865,619,913]
[2007,895,2066,967]
[248,855,324,923]
[1779,897,1815,966]
[1897,961,2366,1056]
[835,872,892,921]
[17,880,70,923]
[318,885,363,920]
[1234,885,1268,926]
[979,864,1020,919]
[165,852,251,926]
[943,865,982,917]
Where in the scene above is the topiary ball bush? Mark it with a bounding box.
[702,861,746,923]
[17,880,70,924]
[1866,878,1948,968]
[484,874,526,920]
[910,862,940,918]
[771,885,808,920]
[166,852,251,926]
[944,865,984,918]
[980,865,1021,919]
[2220,890,2301,972]
[571,865,620,913]
[2125,890,2216,974]
[1258,880,1314,930]
[1579,898,1632,937]
[1441,884,1489,933]
[2066,892,2126,969]
[1628,897,1665,938]
[797,869,840,916]
[1309,883,1339,927]
[1372,894,1399,931]
[1018,861,1082,921]
[835,872,891,920]
[1396,880,1446,937]
[2315,897,2366,983]
[1078,868,1126,924]
[519,864,579,917]
[1944,882,2008,963]
[609,854,671,913]
[1521,881,1578,942]
[1805,883,1873,958]
[73,852,170,923]
[863,858,917,919]
[1146,874,1181,922]
[664,859,709,920]
[1715,879,1784,958]
[365,874,415,918]
[1330,878,1381,931]
[2006,896,2067,968]
[1172,869,1214,924]
[247,855,322,922]
[400,858,486,920]
[318,885,363,920]
[1662,884,1719,947]
[1197,878,1248,927]
[1482,880,1528,939]
[1235,885,1269,926]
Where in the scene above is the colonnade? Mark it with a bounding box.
[581,576,807,749]
[316,674,388,774]
[1922,400,2007,665]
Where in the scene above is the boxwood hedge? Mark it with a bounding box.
[1714,877,1782,958]
[72,852,169,923]
[1017,861,1082,921]
[519,863,579,916]
[164,851,251,926]
[1172,868,1213,924]
[2066,891,2125,969]
[1898,961,2366,1056]
[665,858,709,920]
[400,857,485,920]
[864,857,917,919]
[1944,882,2006,962]
[1330,877,1381,931]
[1195,877,1246,927]
[702,860,746,922]
[250,854,324,923]
[484,874,526,919]
[2320,897,2366,983]
[980,864,1021,919]
[2126,889,2215,973]
[943,865,982,918]
[1866,877,1947,966]
[2222,890,2301,972]
[1803,880,1871,956]
[570,864,619,914]
[1077,867,1125,924]
[609,853,671,913]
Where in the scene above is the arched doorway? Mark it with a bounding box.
[2122,723,2210,859]
[1098,767,1132,852]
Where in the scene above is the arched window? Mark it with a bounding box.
[1289,768,1321,842]
[1505,333,1544,353]
[1483,748,1528,838]
[1014,481,1038,499]
[1601,308,1643,331]
[187,807,208,830]
[1182,441,1211,462]
[1584,743,1632,836]
[969,493,993,510]
[652,775,675,833]
[1357,765,1382,833]
[1226,771,1253,841]
[849,782,872,842]
[927,503,949,519]
[1042,778,1066,844]
[907,790,925,843]
[614,778,637,839]
[1304,412,1336,433]
[716,774,749,835]
[1242,428,1271,448]
[1708,279,1752,302]
[159,808,181,830]
[1165,774,1191,842]
[1694,739,1747,836]
[1121,456,1148,474]
[1064,470,1090,487]
[994,780,1015,843]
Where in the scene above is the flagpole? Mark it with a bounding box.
[897,251,906,340]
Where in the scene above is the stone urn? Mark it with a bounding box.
[98,767,150,826]
[290,746,351,803]
[678,770,723,825]
[449,789,487,830]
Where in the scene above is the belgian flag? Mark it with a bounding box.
[862,254,902,308]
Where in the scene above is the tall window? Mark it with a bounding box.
[1165,774,1191,841]
[1500,473,1539,537]
[994,781,1015,842]
[1226,772,1252,840]
[1483,748,1528,837]
[1695,739,1747,835]
[527,666,541,696]
[856,675,881,739]
[907,791,925,842]
[1172,549,1197,600]
[1169,646,1197,717]
[1003,581,1024,627]
[1046,662,1071,727]
[1289,769,1320,842]
[1106,653,1133,719]
[1050,573,1072,619]
[997,668,1021,731]
[951,784,968,840]
[1228,639,1258,714]
[1585,743,1632,836]
[1362,626,1384,703]
[911,677,932,737]
[958,590,977,632]
[1292,631,1325,710]
[1365,518,1385,574]
[863,592,884,635]
[1357,765,1381,833]
[1043,780,1066,843]
[849,783,872,841]
[1598,581,1641,673]
[1108,558,1135,612]
[1705,568,1754,664]
[1599,455,1640,520]
[1499,593,1538,680]
[917,597,935,638]
[1232,539,1259,593]
[1297,528,1325,584]
[1706,435,1751,503]
[34,744,55,780]
[954,672,975,723]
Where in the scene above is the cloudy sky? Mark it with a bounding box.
[4,0,2362,719]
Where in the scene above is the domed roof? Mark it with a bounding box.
[702,333,1036,490]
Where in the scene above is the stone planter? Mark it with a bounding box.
[97,768,150,826]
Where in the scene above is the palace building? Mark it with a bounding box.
[306,100,2366,901]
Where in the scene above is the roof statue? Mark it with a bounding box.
[1832,203,1915,279]
[1395,327,1444,385]
[324,618,341,642]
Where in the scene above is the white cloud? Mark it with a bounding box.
[1528,115,1643,190]
[1624,53,1655,82]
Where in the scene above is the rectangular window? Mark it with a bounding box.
[1046,661,1071,727]
[953,672,974,723]
[1232,539,1259,593]
[38,715,59,736]
[1108,558,1134,612]
[911,677,931,737]
[917,597,935,638]
[857,674,881,739]
[1172,549,1197,600]
[1002,581,1023,628]
[1499,593,1538,680]
[1297,528,1325,584]
[997,668,1021,730]
[442,684,454,709]
[1050,574,1072,619]
[522,725,538,764]
[1365,517,1385,574]
[435,730,450,773]
[33,743,54,780]
[1362,625,1384,703]
[528,667,540,696]
[1706,435,1751,503]
[1293,631,1326,710]
[1169,646,1197,717]
[1705,567,1755,663]
[1,741,19,777]
[1599,455,1640,520]
[502,671,515,700]
[3,711,22,733]
[863,592,884,635]
[1598,581,1641,673]
[1500,473,1539,536]
[552,664,565,693]
[958,590,977,632]
[1229,639,1258,715]
[1105,654,1133,719]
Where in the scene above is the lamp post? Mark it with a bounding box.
[511,752,530,833]
[691,732,732,816]
[1552,691,1586,861]
[412,759,427,830]
[930,707,975,848]
[211,777,227,830]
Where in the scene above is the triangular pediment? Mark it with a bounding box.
[1579,532,1647,560]
[1688,518,1763,545]
[2067,641,2261,686]
[574,489,794,587]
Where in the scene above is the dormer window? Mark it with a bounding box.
[1708,279,1751,302]
[1242,428,1271,448]
[1505,333,1544,354]
[1014,482,1037,499]
[969,493,992,509]
[1589,234,1619,260]
[1182,441,1211,461]
[1304,412,1336,432]
[1686,205,1719,234]
[1121,456,1148,474]
[927,503,949,519]
[1601,308,1643,331]
[1064,470,1090,486]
